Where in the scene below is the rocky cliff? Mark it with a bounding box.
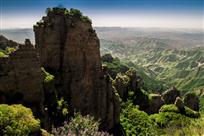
[34,8,120,130]
[0,35,18,50]
[0,39,45,119]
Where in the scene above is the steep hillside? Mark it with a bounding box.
[98,28,204,92]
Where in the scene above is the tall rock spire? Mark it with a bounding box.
[34,7,120,130]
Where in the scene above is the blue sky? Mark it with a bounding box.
[0,0,203,29]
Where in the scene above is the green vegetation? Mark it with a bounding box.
[0,104,40,136]
[5,47,15,54]
[159,104,200,118]
[0,47,16,57]
[70,8,82,17]
[41,67,55,83]
[0,50,5,57]
[150,111,204,136]
[100,36,204,92]
[102,54,129,78]
[102,54,165,92]
[200,96,204,114]
[120,102,158,136]
[57,97,69,117]
[45,7,92,23]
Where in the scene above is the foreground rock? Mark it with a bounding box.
[184,93,199,111]
[148,94,164,114]
[162,87,180,104]
[174,97,185,111]
[34,8,119,131]
[0,39,45,119]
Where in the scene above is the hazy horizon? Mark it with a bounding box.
[0,0,203,30]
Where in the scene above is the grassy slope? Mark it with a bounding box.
[100,39,204,92]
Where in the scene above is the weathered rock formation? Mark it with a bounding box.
[174,97,184,110]
[0,39,45,118]
[184,93,199,111]
[34,8,119,130]
[113,73,129,100]
[0,35,18,50]
[148,94,164,114]
[162,87,180,104]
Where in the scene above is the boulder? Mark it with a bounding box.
[162,87,180,104]
[183,93,199,111]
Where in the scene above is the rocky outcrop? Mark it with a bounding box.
[34,8,119,131]
[162,87,180,104]
[184,93,199,111]
[174,97,184,111]
[102,54,114,63]
[0,35,18,50]
[0,39,45,118]
[113,73,129,100]
[148,94,164,114]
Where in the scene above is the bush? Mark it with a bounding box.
[0,51,5,57]
[120,103,158,136]
[80,16,92,23]
[70,8,82,17]
[150,112,204,135]
[150,112,192,128]
[159,104,200,118]
[0,47,16,57]
[41,67,55,83]
[5,47,15,54]
[52,113,100,136]
[0,104,41,136]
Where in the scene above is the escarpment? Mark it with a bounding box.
[34,8,120,130]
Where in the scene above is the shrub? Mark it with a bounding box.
[120,103,158,136]
[70,8,82,17]
[5,47,15,54]
[52,113,100,136]
[150,112,204,135]
[150,112,192,128]
[0,51,5,57]
[0,104,41,136]
[0,47,16,57]
[41,67,54,83]
[159,104,200,118]
[80,16,92,23]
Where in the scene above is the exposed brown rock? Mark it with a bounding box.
[113,73,129,100]
[0,35,18,50]
[183,93,199,111]
[162,87,180,104]
[0,39,45,118]
[174,97,184,110]
[34,8,119,130]
[148,94,164,114]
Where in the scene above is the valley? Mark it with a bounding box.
[97,27,204,92]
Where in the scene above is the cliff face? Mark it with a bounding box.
[34,8,119,130]
[0,39,44,118]
[0,35,18,50]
